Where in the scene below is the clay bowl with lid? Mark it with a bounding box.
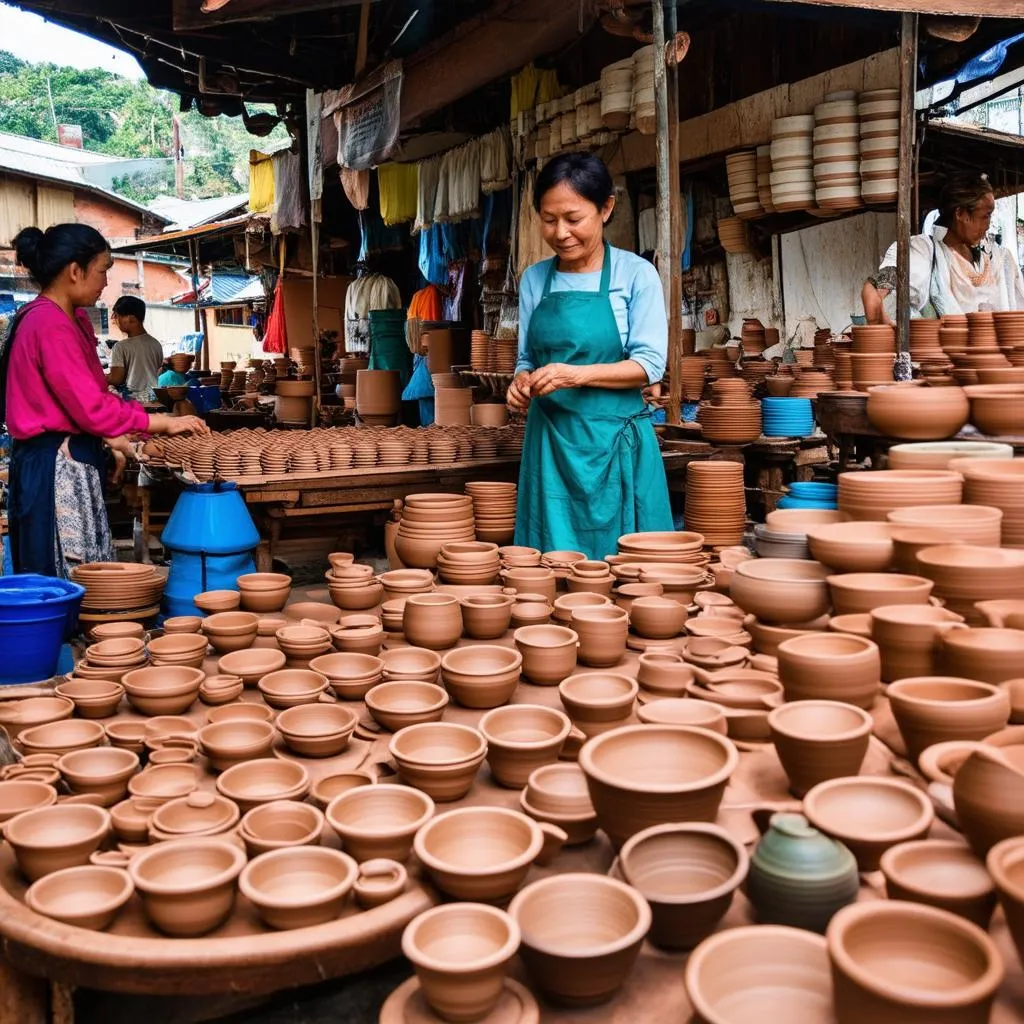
[880,839,996,928]
[56,747,140,807]
[309,652,384,700]
[274,703,357,758]
[619,822,749,950]
[826,900,1003,1024]
[987,835,1024,966]
[121,666,204,716]
[388,722,487,802]
[804,522,897,573]
[827,572,933,616]
[379,646,441,683]
[239,846,358,931]
[507,872,651,1006]
[3,803,111,881]
[236,572,292,613]
[685,924,835,1024]
[0,696,74,739]
[558,672,638,738]
[197,718,276,771]
[803,776,934,871]
[364,680,448,732]
[193,590,240,614]
[768,700,873,796]
[25,863,133,931]
[458,594,514,640]
[18,719,106,758]
[439,645,523,709]
[201,611,259,654]
[940,627,1024,685]
[128,838,246,937]
[637,698,728,733]
[413,806,565,903]
[887,677,1010,763]
[147,633,208,670]
[478,704,572,788]
[776,632,881,709]
[148,790,240,842]
[578,724,739,849]
[53,679,124,719]
[205,701,275,725]
[128,763,200,803]
[729,559,831,624]
[513,625,579,685]
[0,779,57,825]
[162,615,202,635]
[402,902,521,1023]
[215,757,310,813]
[256,668,326,710]
[238,799,325,857]
[326,782,434,862]
[217,647,287,686]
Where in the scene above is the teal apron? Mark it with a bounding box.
[514,244,673,560]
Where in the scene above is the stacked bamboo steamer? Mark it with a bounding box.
[770,115,815,211]
[725,150,762,219]
[859,88,900,205]
[600,58,633,131]
[559,96,577,149]
[813,92,862,211]
[756,146,775,214]
[633,45,656,135]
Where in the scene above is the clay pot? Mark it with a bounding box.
[636,699,726,733]
[776,633,881,708]
[414,806,565,902]
[309,652,384,700]
[805,521,897,573]
[459,594,514,640]
[257,668,325,709]
[215,758,309,813]
[629,596,688,639]
[402,903,521,1023]
[56,747,139,807]
[768,699,872,796]
[747,812,859,934]
[440,645,522,709]
[201,611,259,654]
[148,633,208,669]
[826,901,1004,1024]
[128,763,200,803]
[952,744,1024,856]
[509,595,553,629]
[197,719,276,772]
[558,672,637,738]
[17,718,106,758]
[354,858,407,909]
[217,648,287,686]
[870,604,967,682]
[364,680,448,732]
[310,771,374,811]
[507,873,651,1006]
[501,567,557,604]
[129,838,246,937]
[388,722,487,802]
[803,776,934,871]
[570,606,629,668]
[612,583,662,615]
[380,646,442,683]
[121,666,204,716]
[744,614,830,656]
[148,791,239,841]
[163,615,204,636]
[986,836,1024,969]
[0,695,73,739]
[329,620,384,657]
[513,625,578,685]
[0,780,57,825]
[239,799,325,857]
[685,925,834,1024]
[619,822,748,950]
[578,724,738,848]
[275,703,357,758]
[205,702,276,725]
[888,505,1003,548]
[3,804,111,881]
[828,572,934,615]
[888,677,1010,763]
[194,590,240,614]
[236,572,292,613]
[915,544,1024,623]
[866,383,969,439]
[519,763,597,845]
[729,559,831,624]
[881,839,996,928]
[403,594,464,650]
[25,864,134,931]
[326,783,434,862]
[636,653,695,698]
[478,704,572,788]
[941,628,1024,684]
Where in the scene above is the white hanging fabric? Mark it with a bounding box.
[415,157,440,234]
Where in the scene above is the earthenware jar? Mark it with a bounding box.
[869,604,967,682]
[402,594,463,650]
[776,633,882,709]
[459,594,514,640]
[746,812,859,933]
[570,606,629,668]
[952,743,1024,856]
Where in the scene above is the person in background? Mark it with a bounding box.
[1,223,207,578]
[157,360,189,388]
[106,295,164,402]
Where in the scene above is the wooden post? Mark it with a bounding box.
[666,0,684,425]
[895,12,918,379]
[188,238,208,372]
[355,0,371,78]
[652,0,671,316]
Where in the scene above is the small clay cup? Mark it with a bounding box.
[558,672,638,738]
[354,858,407,909]
[388,723,488,802]
[3,803,111,881]
[478,704,572,788]
[364,681,449,732]
[513,625,579,685]
[326,783,434,862]
[519,763,598,846]
[56,747,140,807]
[25,864,133,931]
[275,703,357,758]
[239,800,325,857]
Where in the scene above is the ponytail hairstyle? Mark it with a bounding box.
[13,223,109,289]
[937,172,994,228]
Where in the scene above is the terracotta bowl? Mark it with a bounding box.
[201,611,260,654]
[215,758,310,813]
[104,720,147,754]
[805,522,897,573]
[237,573,292,614]
[194,590,241,614]
[3,804,111,881]
[326,783,434,862]
[827,572,934,615]
[84,637,146,666]
[637,699,728,733]
[162,616,203,635]
[239,846,357,931]
[275,703,357,758]
[776,633,882,709]
[0,696,74,739]
[619,822,749,950]
[148,791,239,841]
[478,704,572,788]
[507,873,651,1006]
[310,771,374,811]
[56,747,140,807]
[629,596,689,640]
[439,646,523,709]
[308,653,384,700]
[803,776,934,871]
[205,702,276,725]
[197,719,276,772]
[25,864,133,931]
[18,719,106,758]
[147,634,208,670]
[636,653,695,698]
[685,925,834,1023]
[513,625,579,685]
[402,903,521,1022]
[986,836,1024,968]
[553,593,611,625]
[127,763,200,803]
[128,838,246,937]
[0,780,58,825]
[217,648,287,686]
[380,646,442,682]
[283,602,342,626]
[826,900,1004,1023]
[257,669,325,710]
[941,627,1024,685]
[880,839,996,928]
[520,763,597,845]
[53,679,124,719]
[730,559,831,624]
[578,725,739,848]
[388,722,487,802]
[364,681,449,732]
[558,672,638,738]
[121,666,204,716]
[199,676,244,706]
[239,799,325,858]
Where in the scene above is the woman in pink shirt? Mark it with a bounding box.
[1,223,207,578]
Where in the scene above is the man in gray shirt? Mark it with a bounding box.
[106,296,165,402]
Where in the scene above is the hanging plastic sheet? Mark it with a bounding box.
[402,353,435,426]
[341,168,370,211]
[333,60,403,171]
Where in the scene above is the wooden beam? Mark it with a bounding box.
[172,0,377,31]
[896,13,918,370]
[767,0,1023,15]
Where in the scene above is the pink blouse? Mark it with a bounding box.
[5,296,149,441]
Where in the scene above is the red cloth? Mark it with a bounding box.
[262,278,288,354]
[5,296,149,441]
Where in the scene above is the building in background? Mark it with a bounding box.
[172,271,264,366]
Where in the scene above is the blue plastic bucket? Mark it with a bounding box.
[0,611,70,684]
[0,574,85,638]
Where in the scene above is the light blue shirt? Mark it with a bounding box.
[516,246,668,385]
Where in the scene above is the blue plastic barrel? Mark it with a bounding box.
[0,573,85,684]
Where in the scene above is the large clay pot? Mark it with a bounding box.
[987,836,1024,970]
[513,625,578,686]
[940,627,1024,685]
[570,606,629,668]
[865,383,969,440]
[869,604,966,682]
[953,743,1024,857]
[729,560,831,624]
[827,572,933,615]
[915,544,1024,624]
[402,594,463,651]
[776,633,882,709]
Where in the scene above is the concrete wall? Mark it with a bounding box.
[144,306,197,350]
[102,257,184,309]
[204,307,259,366]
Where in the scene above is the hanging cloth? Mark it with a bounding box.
[249,151,275,214]
[377,162,418,226]
[433,150,453,224]
[408,284,444,323]
[449,140,482,221]
[415,157,440,234]
[341,168,370,211]
[418,226,448,287]
[517,169,555,278]
[271,151,306,234]
[480,127,512,195]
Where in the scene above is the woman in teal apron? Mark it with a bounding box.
[508,153,673,560]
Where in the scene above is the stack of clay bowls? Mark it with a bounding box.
[71,563,165,616]
[849,324,895,390]
[698,379,762,445]
[915,544,1024,623]
[994,310,1024,350]
[858,88,899,204]
[950,458,1024,547]
[77,639,148,682]
[237,573,291,614]
[725,150,762,219]
[908,318,943,361]
[394,494,475,568]
[717,217,750,255]
[470,330,492,372]
[680,356,709,401]
[756,145,774,213]
[617,531,706,565]
[325,564,383,612]
[685,461,745,547]
[965,384,1024,436]
[770,115,814,211]
[435,542,501,586]
[465,482,517,544]
[837,469,962,521]
[813,94,861,211]
[741,320,767,356]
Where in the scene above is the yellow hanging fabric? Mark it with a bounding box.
[536,68,563,106]
[377,163,418,226]
[249,151,275,214]
[510,63,564,118]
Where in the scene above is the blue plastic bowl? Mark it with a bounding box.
[762,398,815,438]
[787,482,838,500]
[0,611,70,685]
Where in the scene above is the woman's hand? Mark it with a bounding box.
[165,415,209,436]
[507,372,533,413]
[529,363,586,398]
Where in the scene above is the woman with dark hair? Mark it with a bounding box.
[1,223,207,577]
[862,172,1024,322]
[507,153,672,559]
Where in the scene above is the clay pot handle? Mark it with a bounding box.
[358,858,404,883]
[534,822,568,866]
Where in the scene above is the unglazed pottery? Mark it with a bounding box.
[558,672,638,738]
[0,780,57,825]
[619,822,748,949]
[201,611,259,654]
[25,864,133,931]
[570,606,629,668]
[637,698,728,733]
[869,604,967,682]
[364,680,448,732]
[827,572,933,615]
[217,647,287,686]
[53,679,124,719]
[17,719,106,758]
[388,723,487,802]
[986,836,1024,968]
[56,747,139,807]
[513,625,579,685]
[629,597,688,640]
[729,559,831,624]
[197,719,276,772]
[403,594,464,650]
[776,633,881,709]
[148,791,239,842]
[508,873,651,1006]
[940,627,1024,684]
[3,803,111,881]
[636,653,695,698]
[120,666,204,716]
[460,594,514,640]
[215,758,310,813]
[747,812,859,933]
[239,799,325,857]
[379,646,442,683]
[519,763,598,846]
[439,646,522,709]
[309,771,374,811]
[805,521,897,574]
[952,743,1024,856]
[478,704,572,788]
[309,652,384,700]
[326,783,434,862]
[353,858,407,909]
[274,703,357,758]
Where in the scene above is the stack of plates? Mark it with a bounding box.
[434,387,473,426]
[770,115,815,211]
[756,146,775,214]
[859,88,899,205]
[498,427,525,457]
[428,433,459,463]
[717,216,750,255]
[494,339,518,374]
[471,432,499,458]
[684,462,746,547]
[909,319,943,361]
[725,150,762,219]
[993,311,1024,349]
[762,397,815,437]
[377,436,412,466]
[352,441,378,467]
[188,443,216,481]
[466,481,517,545]
[290,448,318,473]
[616,531,706,564]
[71,563,166,618]
[967,311,998,349]
[813,96,861,211]
[436,541,501,586]
[851,324,896,354]
[471,331,492,372]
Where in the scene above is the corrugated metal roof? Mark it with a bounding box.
[146,194,249,231]
[172,271,262,307]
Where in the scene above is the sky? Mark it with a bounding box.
[0,3,144,78]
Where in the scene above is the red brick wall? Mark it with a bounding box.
[72,192,143,246]
[102,257,184,307]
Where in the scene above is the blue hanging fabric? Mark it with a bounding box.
[956,32,1024,85]
[402,354,436,426]
[682,184,695,272]
[418,226,448,286]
